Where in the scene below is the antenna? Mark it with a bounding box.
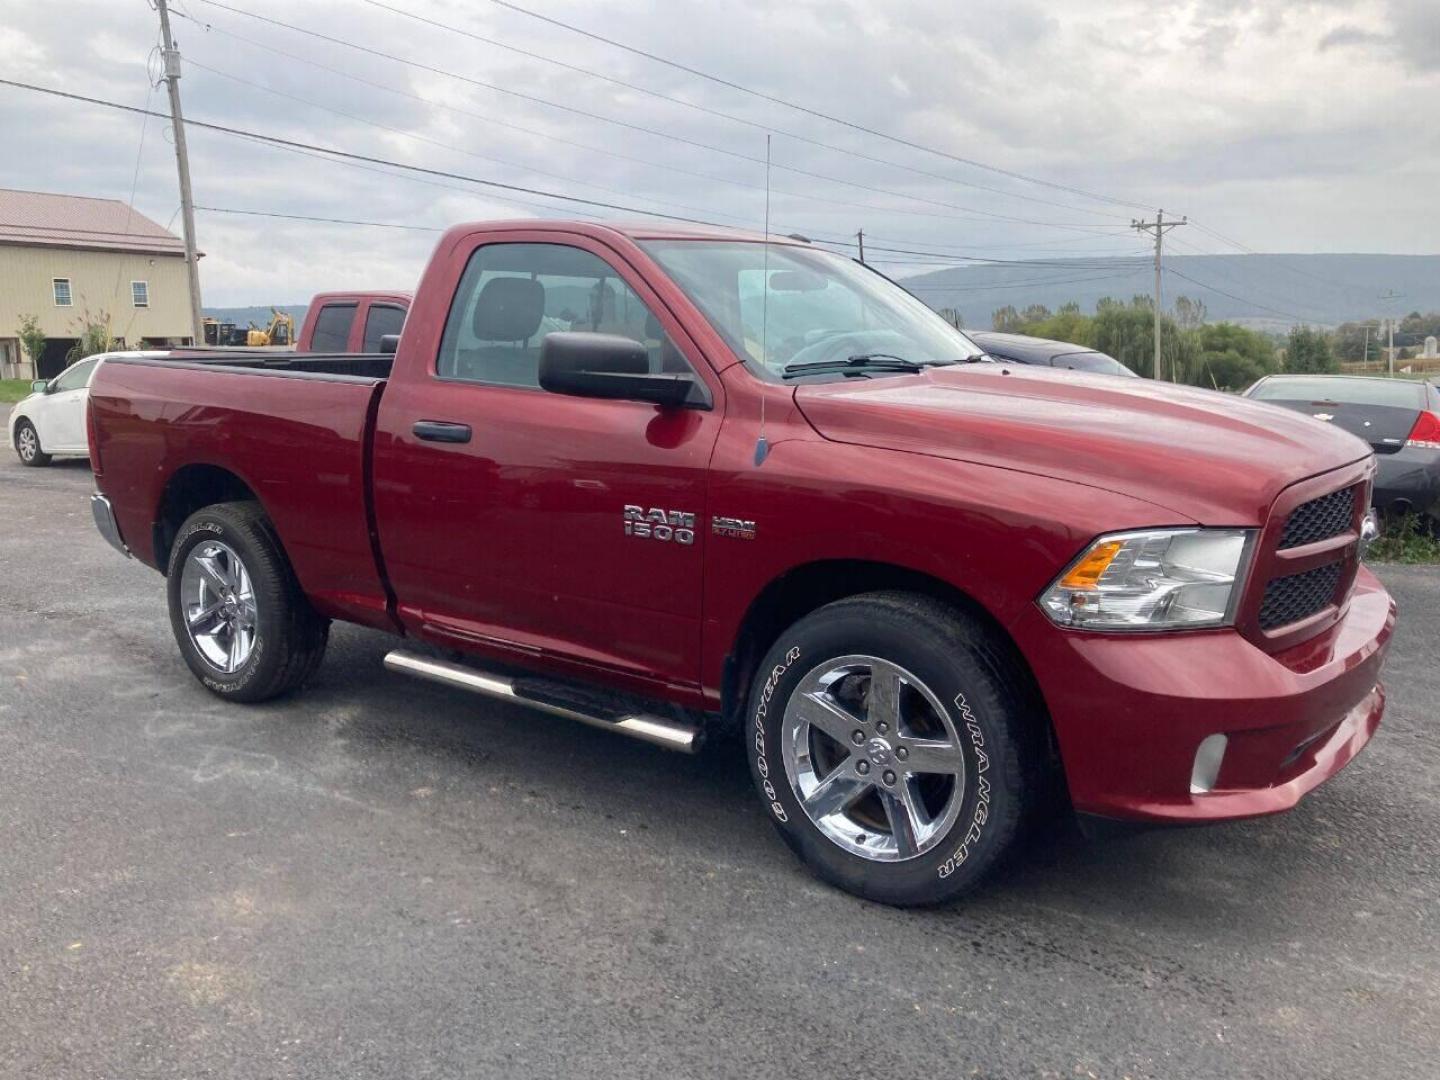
[754,133,772,466]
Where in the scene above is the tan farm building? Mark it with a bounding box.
[0,188,197,380]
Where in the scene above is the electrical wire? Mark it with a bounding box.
[353,0,1134,220]
[480,0,1155,211]
[179,13,1141,240]
[173,3,1136,234]
[1163,266,1313,323]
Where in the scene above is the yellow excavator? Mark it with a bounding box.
[245,308,296,348]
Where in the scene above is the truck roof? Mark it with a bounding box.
[440,219,815,246]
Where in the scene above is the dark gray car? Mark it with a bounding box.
[1244,374,1440,526]
[966,331,1138,378]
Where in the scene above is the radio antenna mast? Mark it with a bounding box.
[754,133,772,466]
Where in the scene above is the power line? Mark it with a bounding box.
[181,13,1142,240]
[354,0,1133,220]
[901,270,1148,293]
[0,77,738,227]
[1163,266,1312,324]
[174,3,1131,235]
[195,205,443,231]
[481,0,1154,212]
[184,57,761,231]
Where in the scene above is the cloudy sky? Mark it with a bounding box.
[0,0,1435,305]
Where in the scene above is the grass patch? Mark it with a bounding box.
[1369,513,1440,564]
[0,379,33,404]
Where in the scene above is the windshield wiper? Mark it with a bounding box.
[781,353,930,379]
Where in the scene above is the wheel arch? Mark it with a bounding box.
[153,463,269,573]
[721,559,1058,766]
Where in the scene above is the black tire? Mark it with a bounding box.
[166,501,329,702]
[745,591,1042,906]
[14,419,51,467]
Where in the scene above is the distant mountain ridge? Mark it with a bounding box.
[900,253,1440,331]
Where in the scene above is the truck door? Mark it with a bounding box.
[372,237,724,694]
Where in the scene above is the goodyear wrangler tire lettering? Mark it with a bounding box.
[937,691,991,880]
[751,646,801,823]
[744,592,1035,907]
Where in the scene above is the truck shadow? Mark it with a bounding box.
[291,625,1350,937]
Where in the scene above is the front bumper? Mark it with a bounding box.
[1374,446,1440,519]
[90,493,130,558]
[1013,565,1394,823]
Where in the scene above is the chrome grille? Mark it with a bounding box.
[1279,486,1356,549]
[1258,562,1343,630]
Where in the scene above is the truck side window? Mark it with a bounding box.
[361,304,406,353]
[311,303,357,352]
[437,242,691,388]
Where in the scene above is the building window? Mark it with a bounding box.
[53,278,72,307]
[131,280,149,308]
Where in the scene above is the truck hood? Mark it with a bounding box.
[793,364,1372,524]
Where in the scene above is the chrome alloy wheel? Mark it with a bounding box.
[180,539,258,673]
[781,655,966,862]
[16,425,38,462]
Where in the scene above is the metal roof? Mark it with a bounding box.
[0,188,186,256]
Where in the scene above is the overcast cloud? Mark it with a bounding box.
[0,0,1434,305]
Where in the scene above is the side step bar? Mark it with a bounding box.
[383,649,703,754]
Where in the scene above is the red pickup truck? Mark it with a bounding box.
[87,220,1394,905]
[294,290,411,353]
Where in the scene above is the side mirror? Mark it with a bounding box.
[538,332,701,408]
[377,334,400,355]
[31,379,48,394]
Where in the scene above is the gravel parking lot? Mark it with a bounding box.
[1,453,1436,1080]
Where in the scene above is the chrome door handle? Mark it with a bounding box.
[412,420,472,444]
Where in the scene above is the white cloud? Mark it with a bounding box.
[0,0,1433,304]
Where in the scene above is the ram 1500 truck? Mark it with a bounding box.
[87,221,1394,905]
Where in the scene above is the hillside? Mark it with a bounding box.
[901,253,1440,331]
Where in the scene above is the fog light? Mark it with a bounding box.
[1359,509,1380,559]
[1190,734,1228,795]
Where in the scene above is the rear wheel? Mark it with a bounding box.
[166,501,329,702]
[14,419,50,466]
[745,592,1040,906]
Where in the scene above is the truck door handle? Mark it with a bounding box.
[413,420,471,444]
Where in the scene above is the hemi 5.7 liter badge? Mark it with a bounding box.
[623,505,696,545]
[712,516,757,540]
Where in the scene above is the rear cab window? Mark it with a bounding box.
[310,303,357,352]
[362,304,407,353]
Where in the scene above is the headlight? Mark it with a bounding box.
[1040,528,1254,630]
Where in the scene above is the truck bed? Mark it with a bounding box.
[88,353,396,632]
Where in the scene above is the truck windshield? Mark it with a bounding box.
[640,240,986,378]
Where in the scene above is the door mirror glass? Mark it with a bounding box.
[31,379,48,394]
[539,332,700,408]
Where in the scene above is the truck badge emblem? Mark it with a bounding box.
[1312,413,1333,421]
[623,505,695,545]
[712,516,757,541]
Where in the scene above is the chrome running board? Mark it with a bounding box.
[382,649,703,754]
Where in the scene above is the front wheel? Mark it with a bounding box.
[166,501,329,702]
[14,419,50,466]
[746,592,1041,906]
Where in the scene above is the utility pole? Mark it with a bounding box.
[156,0,204,344]
[1379,290,1403,377]
[1131,209,1186,380]
[856,229,866,265]
[1361,323,1370,368]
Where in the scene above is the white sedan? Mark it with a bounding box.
[8,351,168,467]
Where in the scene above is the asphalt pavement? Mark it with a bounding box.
[1,453,1436,1079]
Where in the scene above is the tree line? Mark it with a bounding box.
[953,296,1351,390]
